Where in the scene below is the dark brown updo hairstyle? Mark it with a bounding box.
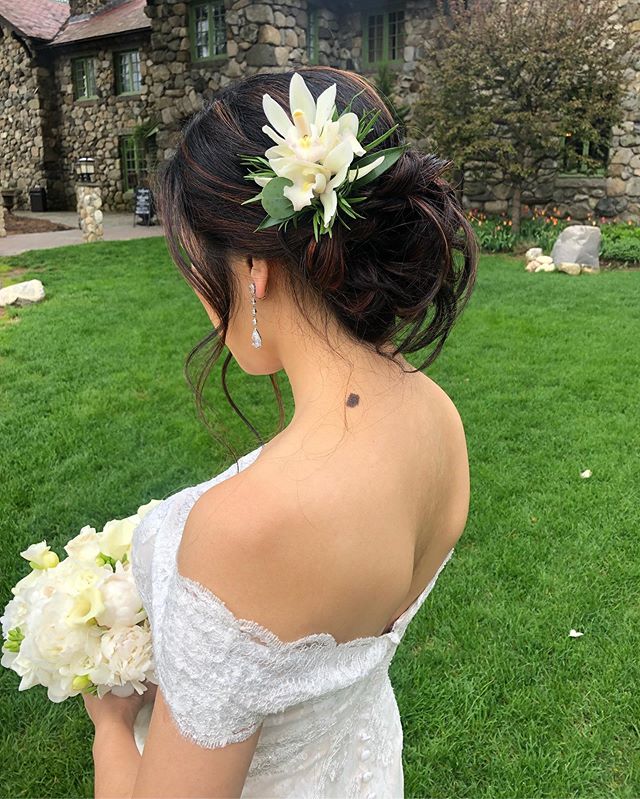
[153,66,478,456]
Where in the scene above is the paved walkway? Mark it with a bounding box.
[0,211,164,256]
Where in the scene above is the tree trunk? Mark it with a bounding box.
[511,182,522,237]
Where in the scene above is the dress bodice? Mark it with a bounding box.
[130,444,455,798]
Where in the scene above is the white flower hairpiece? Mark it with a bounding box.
[240,72,407,239]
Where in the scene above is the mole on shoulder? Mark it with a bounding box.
[346,392,360,407]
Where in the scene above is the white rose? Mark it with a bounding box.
[99,516,138,561]
[136,499,163,519]
[64,526,101,563]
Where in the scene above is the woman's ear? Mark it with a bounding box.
[248,257,269,300]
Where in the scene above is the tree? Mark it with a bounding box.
[413,0,632,234]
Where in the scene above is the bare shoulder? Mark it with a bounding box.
[176,462,342,643]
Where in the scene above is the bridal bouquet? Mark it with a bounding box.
[1,499,162,705]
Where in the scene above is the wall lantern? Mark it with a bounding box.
[76,157,95,183]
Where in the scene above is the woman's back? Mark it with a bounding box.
[239,368,469,644]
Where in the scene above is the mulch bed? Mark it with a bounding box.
[3,213,74,235]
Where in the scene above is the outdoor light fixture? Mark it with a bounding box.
[76,157,95,182]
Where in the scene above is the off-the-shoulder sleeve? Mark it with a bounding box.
[154,568,393,749]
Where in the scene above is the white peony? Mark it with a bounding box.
[258,72,383,226]
[98,623,154,698]
[95,561,146,629]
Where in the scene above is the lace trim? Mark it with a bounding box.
[174,543,455,649]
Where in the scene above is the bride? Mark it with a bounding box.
[82,66,478,798]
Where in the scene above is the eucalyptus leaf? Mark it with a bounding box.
[260,176,295,220]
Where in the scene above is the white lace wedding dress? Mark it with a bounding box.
[130,444,455,798]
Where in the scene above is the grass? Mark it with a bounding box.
[0,238,639,798]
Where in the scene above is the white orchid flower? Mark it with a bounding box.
[258,72,368,226]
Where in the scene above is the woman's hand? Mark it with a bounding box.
[83,682,158,732]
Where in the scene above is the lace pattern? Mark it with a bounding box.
[155,565,396,749]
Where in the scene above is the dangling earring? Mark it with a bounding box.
[249,281,262,348]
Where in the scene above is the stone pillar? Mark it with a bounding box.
[76,183,104,243]
[0,199,6,238]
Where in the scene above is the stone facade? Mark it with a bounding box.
[144,0,315,160]
[0,27,55,205]
[0,0,639,220]
[52,33,153,210]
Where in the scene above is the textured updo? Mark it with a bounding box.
[153,66,478,448]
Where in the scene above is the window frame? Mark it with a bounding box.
[71,55,98,101]
[307,4,319,65]
[114,49,142,96]
[362,4,406,69]
[189,0,228,64]
[119,134,144,192]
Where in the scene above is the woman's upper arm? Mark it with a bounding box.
[132,686,261,799]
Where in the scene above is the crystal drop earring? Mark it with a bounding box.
[249,281,262,349]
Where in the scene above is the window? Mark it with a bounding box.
[72,56,97,100]
[120,135,144,191]
[307,5,319,65]
[363,6,405,68]
[190,1,227,61]
[115,50,142,95]
[560,130,609,176]
[120,130,158,192]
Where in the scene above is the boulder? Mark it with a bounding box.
[0,279,46,307]
[525,247,542,261]
[551,224,601,268]
[534,261,557,272]
[557,262,582,276]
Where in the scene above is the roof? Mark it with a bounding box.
[50,0,150,46]
[0,0,69,41]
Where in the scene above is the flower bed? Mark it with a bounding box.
[466,206,640,268]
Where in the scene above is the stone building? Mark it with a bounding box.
[0,0,639,219]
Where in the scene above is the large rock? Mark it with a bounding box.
[0,279,45,307]
[557,262,582,276]
[551,225,601,268]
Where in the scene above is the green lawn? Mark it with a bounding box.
[0,239,638,798]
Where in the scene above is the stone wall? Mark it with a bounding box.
[332,0,434,110]
[51,33,154,211]
[0,25,49,210]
